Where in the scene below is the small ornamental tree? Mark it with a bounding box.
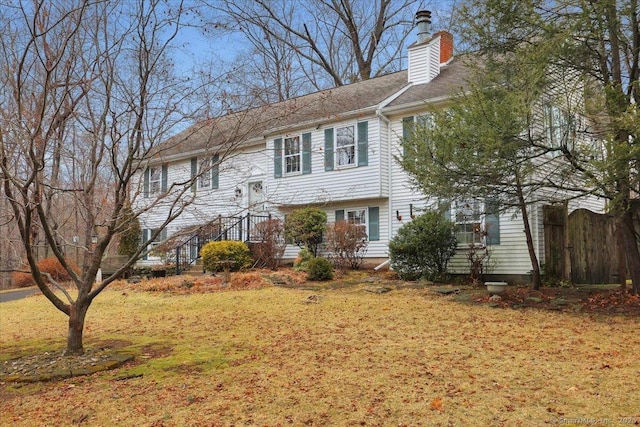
[284,207,327,256]
[388,211,457,281]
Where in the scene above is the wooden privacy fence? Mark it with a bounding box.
[544,205,625,284]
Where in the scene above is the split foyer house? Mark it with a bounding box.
[137,11,604,282]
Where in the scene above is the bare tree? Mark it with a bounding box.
[208,0,424,92]
[0,0,230,354]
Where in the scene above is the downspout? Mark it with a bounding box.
[376,105,393,269]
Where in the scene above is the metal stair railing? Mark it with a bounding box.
[173,213,271,275]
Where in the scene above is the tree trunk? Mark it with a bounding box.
[516,175,542,290]
[66,300,89,355]
[622,208,640,295]
[616,217,627,289]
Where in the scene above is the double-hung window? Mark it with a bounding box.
[336,125,356,167]
[190,154,219,192]
[284,135,301,174]
[451,199,501,246]
[455,199,483,245]
[144,164,167,198]
[335,206,380,241]
[149,167,162,194]
[347,208,367,228]
[544,105,576,154]
[274,133,311,178]
[198,157,212,189]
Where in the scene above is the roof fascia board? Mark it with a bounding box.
[381,94,455,116]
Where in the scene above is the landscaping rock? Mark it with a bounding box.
[435,288,460,295]
[365,286,392,294]
[526,297,544,303]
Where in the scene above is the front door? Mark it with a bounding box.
[248,181,265,213]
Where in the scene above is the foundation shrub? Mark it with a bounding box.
[306,257,333,281]
[200,241,252,272]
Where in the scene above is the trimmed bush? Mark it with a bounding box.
[306,257,333,281]
[293,248,314,272]
[388,211,457,281]
[200,241,252,273]
[284,207,327,256]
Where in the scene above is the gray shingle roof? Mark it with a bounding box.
[155,57,470,160]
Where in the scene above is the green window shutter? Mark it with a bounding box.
[161,164,168,192]
[143,168,150,198]
[335,209,344,222]
[402,116,414,157]
[485,199,500,245]
[324,128,334,171]
[274,138,283,178]
[212,153,219,189]
[190,157,197,192]
[142,228,149,260]
[302,132,312,175]
[368,207,380,241]
[357,121,368,166]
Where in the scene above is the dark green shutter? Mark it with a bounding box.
[368,207,380,241]
[485,199,500,245]
[335,209,344,222]
[212,153,219,189]
[302,132,312,174]
[324,128,334,171]
[142,229,149,260]
[161,164,168,192]
[357,121,368,166]
[143,168,150,198]
[274,138,282,178]
[190,157,197,192]
[402,116,414,157]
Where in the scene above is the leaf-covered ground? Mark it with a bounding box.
[1,272,639,426]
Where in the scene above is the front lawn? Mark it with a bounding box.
[1,273,638,426]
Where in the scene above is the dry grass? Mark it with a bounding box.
[1,279,639,426]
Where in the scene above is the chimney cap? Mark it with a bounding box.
[415,10,432,20]
[415,10,432,43]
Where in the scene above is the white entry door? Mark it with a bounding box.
[248,181,265,212]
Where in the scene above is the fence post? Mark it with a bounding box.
[247,214,252,242]
[175,246,181,275]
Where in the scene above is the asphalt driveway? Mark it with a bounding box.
[0,288,40,303]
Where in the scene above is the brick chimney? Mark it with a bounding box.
[434,30,454,64]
